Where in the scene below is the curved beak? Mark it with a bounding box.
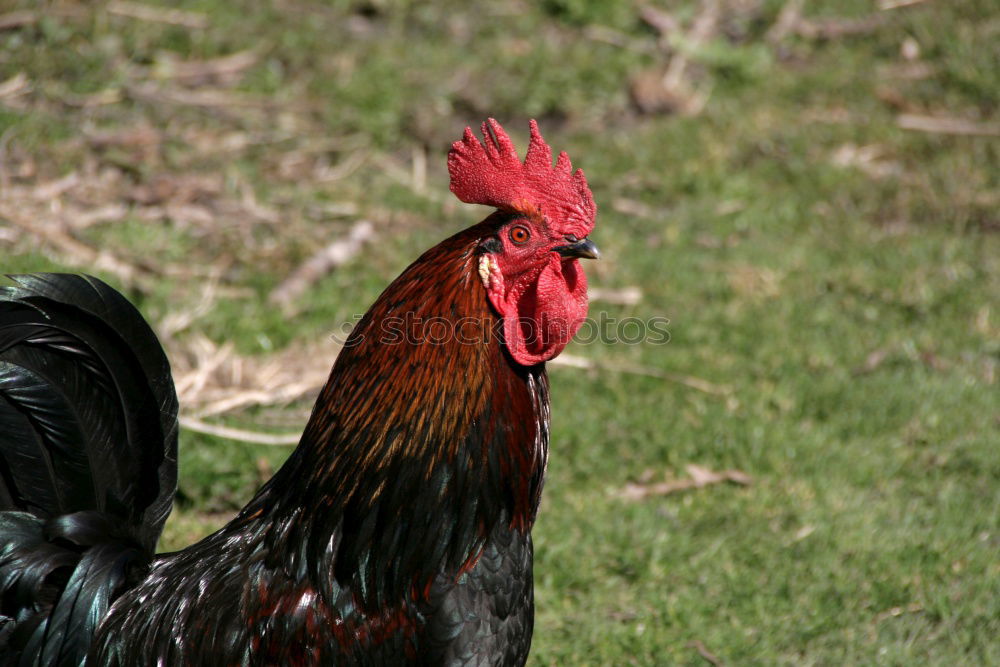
[554,238,600,260]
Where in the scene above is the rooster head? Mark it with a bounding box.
[448,118,598,366]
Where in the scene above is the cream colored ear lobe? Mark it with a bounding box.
[478,255,494,289]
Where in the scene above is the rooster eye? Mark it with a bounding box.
[509,225,530,245]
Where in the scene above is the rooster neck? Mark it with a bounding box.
[245,221,550,609]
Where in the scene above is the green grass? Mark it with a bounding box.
[2,0,998,664]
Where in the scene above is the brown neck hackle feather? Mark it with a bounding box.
[241,218,549,611]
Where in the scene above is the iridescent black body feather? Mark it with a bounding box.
[0,274,177,666]
[1,217,550,666]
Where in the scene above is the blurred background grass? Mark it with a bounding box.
[1,0,998,664]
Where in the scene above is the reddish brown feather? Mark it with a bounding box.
[303,226,491,472]
[290,213,546,549]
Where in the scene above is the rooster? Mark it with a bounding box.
[0,119,598,666]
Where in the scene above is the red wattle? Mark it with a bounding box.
[491,255,588,366]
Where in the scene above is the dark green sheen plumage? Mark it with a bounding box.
[0,274,177,666]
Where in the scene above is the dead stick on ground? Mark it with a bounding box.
[124,83,284,110]
[552,353,731,396]
[662,0,719,92]
[0,10,38,31]
[588,286,643,306]
[766,0,804,44]
[0,126,17,191]
[801,15,888,40]
[158,276,222,340]
[172,339,234,402]
[106,1,208,29]
[150,50,258,84]
[30,171,80,200]
[179,416,300,446]
[688,640,725,667]
[0,7,84,32]
[879,0,930,9]
[633,0,718,116]
[897,113,1000,137]
[0,206,153,288]
[616,464,752,501]
[768,1,886,42]
[268,220,375,306]
[0,72,30,99]
[868,602,924,642]
[190,382,323,419]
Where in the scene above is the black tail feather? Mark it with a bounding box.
[0,512,148,667]
[0,274,178,550]
[0,274,178,665]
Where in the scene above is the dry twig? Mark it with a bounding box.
[766,0,804,44]
[125,83,281,111]
[168,333,336,420]
[171,336,235,403]
[800,15,888,40]
[830,144,901,180]
[868,602,924,641]
[589,286,643,306]
[0,72,30,100]
[582,25,658,54]
[879,0,930,9]
[661,0,719,93]
[148,50,258,86]
[158,278,221,340]
[873,602,924,623]
[0,204,153,288]
[853,347,892,376]
[268,220,376,306]
[610,198,664,219]
[179,417,300,446]
[768,1,886,42]
[75,204,130,229]
[58,89,123,109]
[0,10,38,31]
[615,464,752,501]
[552,353,731,396]
[107,1,208,29]
[688,640,725,667]
[896,114,1000,137]
[631,0,718,115]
